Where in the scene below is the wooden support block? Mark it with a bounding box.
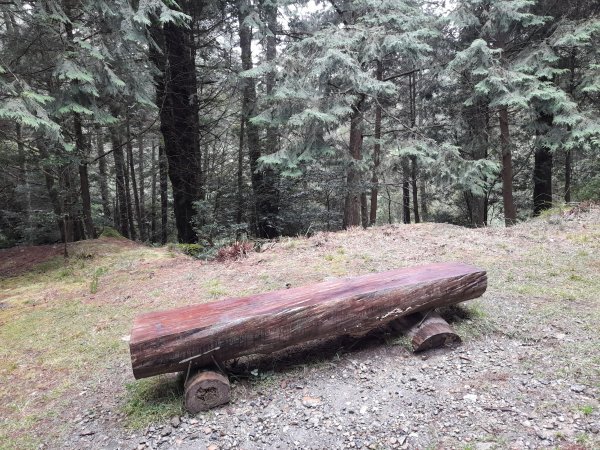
[391,311,460,352]
[184,371,230,414]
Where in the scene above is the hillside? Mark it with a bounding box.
[1,208,599,450]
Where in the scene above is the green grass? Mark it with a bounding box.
[204,278,227,298]
[122,376,184,429]
[99,227,123,238]
[440,302,496,341]
[577,405,594,416]
[0,239,172,449]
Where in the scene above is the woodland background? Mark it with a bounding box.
[1,0,599,251]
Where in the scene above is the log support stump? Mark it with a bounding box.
[391,311,460,352]
[184,371,230,414]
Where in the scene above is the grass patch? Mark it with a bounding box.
[204,278,227,298]
[439,302,496,341]
[122,376,184,429]
[99,227,123,238]
[0,238,174,449]
[577,404,594,416]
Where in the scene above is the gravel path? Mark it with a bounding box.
[65,333,598,450]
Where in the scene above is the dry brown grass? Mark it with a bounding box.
[0,207,599,448]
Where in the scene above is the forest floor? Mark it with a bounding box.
[0,206,599,450]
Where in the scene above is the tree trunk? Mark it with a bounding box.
[384,183,392,224]
[411,156,420,224]
[463,99,488,227]
[407,71,419,224]
[124,152,136,240]
[370,61,383,226]
[151,142,157,242]
[159,145,169,244]
[344,96,365,228]
[259,0,280,238]
[96,128,111,220]
[238,0,275,238]
[138,135,146,240]
[360,193,368,228]
[152,8,201,243]
[62,168,85,242]
[130,262,487,379]
[564,50,576,204]
[64,13,94,241]
[236,116,245,227]
[126,117,143,241]
[499,106,517,226]
[74,115,96,239]
[78,162,95,239]
[533,112,553,215]
[41,162,65,243]
[16,123,33,241]
[111,125,130,239]
[564,149,572,203]
[420,177,428,222]
[114,194,120,231]
[402,159,411,224]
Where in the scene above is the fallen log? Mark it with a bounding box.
[130,262,487,379]
[390,311,460,352]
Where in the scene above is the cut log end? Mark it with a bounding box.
[184,371,230,414]
[391,311,460,352]
[412,328,460,352]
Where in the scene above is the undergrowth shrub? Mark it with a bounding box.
[177,243,204,258]
[100,227,123,238]
[216,241,254,262]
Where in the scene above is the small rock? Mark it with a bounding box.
[475,443,495,450]
[170,416,181,428]
[570,384,586,393]
[161,426,172,436]
[207,445,220,450]
[302,396,323,408]
[463,394,478,402]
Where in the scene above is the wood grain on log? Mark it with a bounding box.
[184,371,230,413]
[390,311,460,352]
[130,262,486,379]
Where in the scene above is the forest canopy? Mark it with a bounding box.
[1,0,599,248]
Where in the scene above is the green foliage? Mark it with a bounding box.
[176,243,204,258]
[574,176,600,202]
[99,227,123,239]
[191,200,248,248]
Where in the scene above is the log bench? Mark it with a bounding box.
[129,262,487,412]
